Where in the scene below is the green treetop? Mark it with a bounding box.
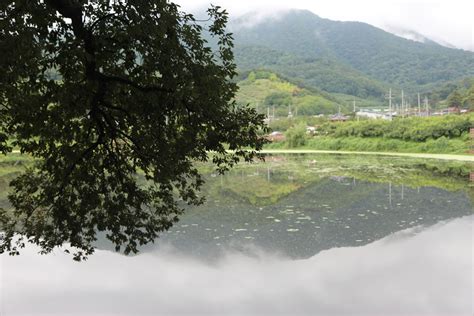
[447,90,463,108]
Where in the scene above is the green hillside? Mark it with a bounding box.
[234,46,388,98]
[235,70,347,115]
[231,10,474,98]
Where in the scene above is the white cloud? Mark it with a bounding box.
[175,0,474,51]
[1,216,472,315]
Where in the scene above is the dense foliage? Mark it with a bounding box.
[318,114,473,142]
[234,46,387,98]
[284,122,307,148]
[0,1,266,260]
[269,114,472,153]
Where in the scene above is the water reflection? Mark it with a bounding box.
[137,157,473,259]
[1,154,473,315]
[2,216,472,315]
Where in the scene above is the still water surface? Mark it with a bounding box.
[1,154,473,315]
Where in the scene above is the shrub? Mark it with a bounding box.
[285,123,308,148]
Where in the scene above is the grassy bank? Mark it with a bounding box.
[266,135,470,154]
[269,113,473,155]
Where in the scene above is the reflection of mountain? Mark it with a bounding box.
[136,177,472,260]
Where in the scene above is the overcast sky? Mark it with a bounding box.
[175,0,474,51]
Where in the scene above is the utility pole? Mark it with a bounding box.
[385,88,393,120]
[353,99,356,113]
[401,90,405,118]
[424,96,429,116]
[418,93,421,116]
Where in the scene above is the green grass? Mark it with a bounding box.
[269,113,473,155]
[266,136,470,154]
[299,136,469,154]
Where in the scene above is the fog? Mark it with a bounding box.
[176,0,474,51]
[1,216,472,316]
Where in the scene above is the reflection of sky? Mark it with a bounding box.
[1,216,472,316]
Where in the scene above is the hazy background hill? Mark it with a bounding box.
[230,10,474,101]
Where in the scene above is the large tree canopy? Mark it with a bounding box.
[0,1,266,260]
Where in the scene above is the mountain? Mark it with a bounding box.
[230,10,474,99]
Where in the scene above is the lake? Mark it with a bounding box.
[1,154,473,315]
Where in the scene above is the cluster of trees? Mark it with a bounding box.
[446,83,474,110]
[319,115,472,142]
[423,78,474,110]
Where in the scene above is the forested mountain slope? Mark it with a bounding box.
[230,10,474,98]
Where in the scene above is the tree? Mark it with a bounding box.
[447,90,463,108]
[0,1,266,260]
[285,123,307,148]
[264,92,292,107]
[463,84,474,111]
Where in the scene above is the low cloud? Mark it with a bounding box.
[176,0,474,51]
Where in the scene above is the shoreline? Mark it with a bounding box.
[8,149,474,162]
[258,149,474,162]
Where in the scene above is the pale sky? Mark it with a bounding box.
[175,0,474,51]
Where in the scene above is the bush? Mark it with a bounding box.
[285,123,308,148]
[305,136,468,154]
[318,114,473,142]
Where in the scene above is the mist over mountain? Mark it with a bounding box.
[381,26,441,46]
[229,9,474,99]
